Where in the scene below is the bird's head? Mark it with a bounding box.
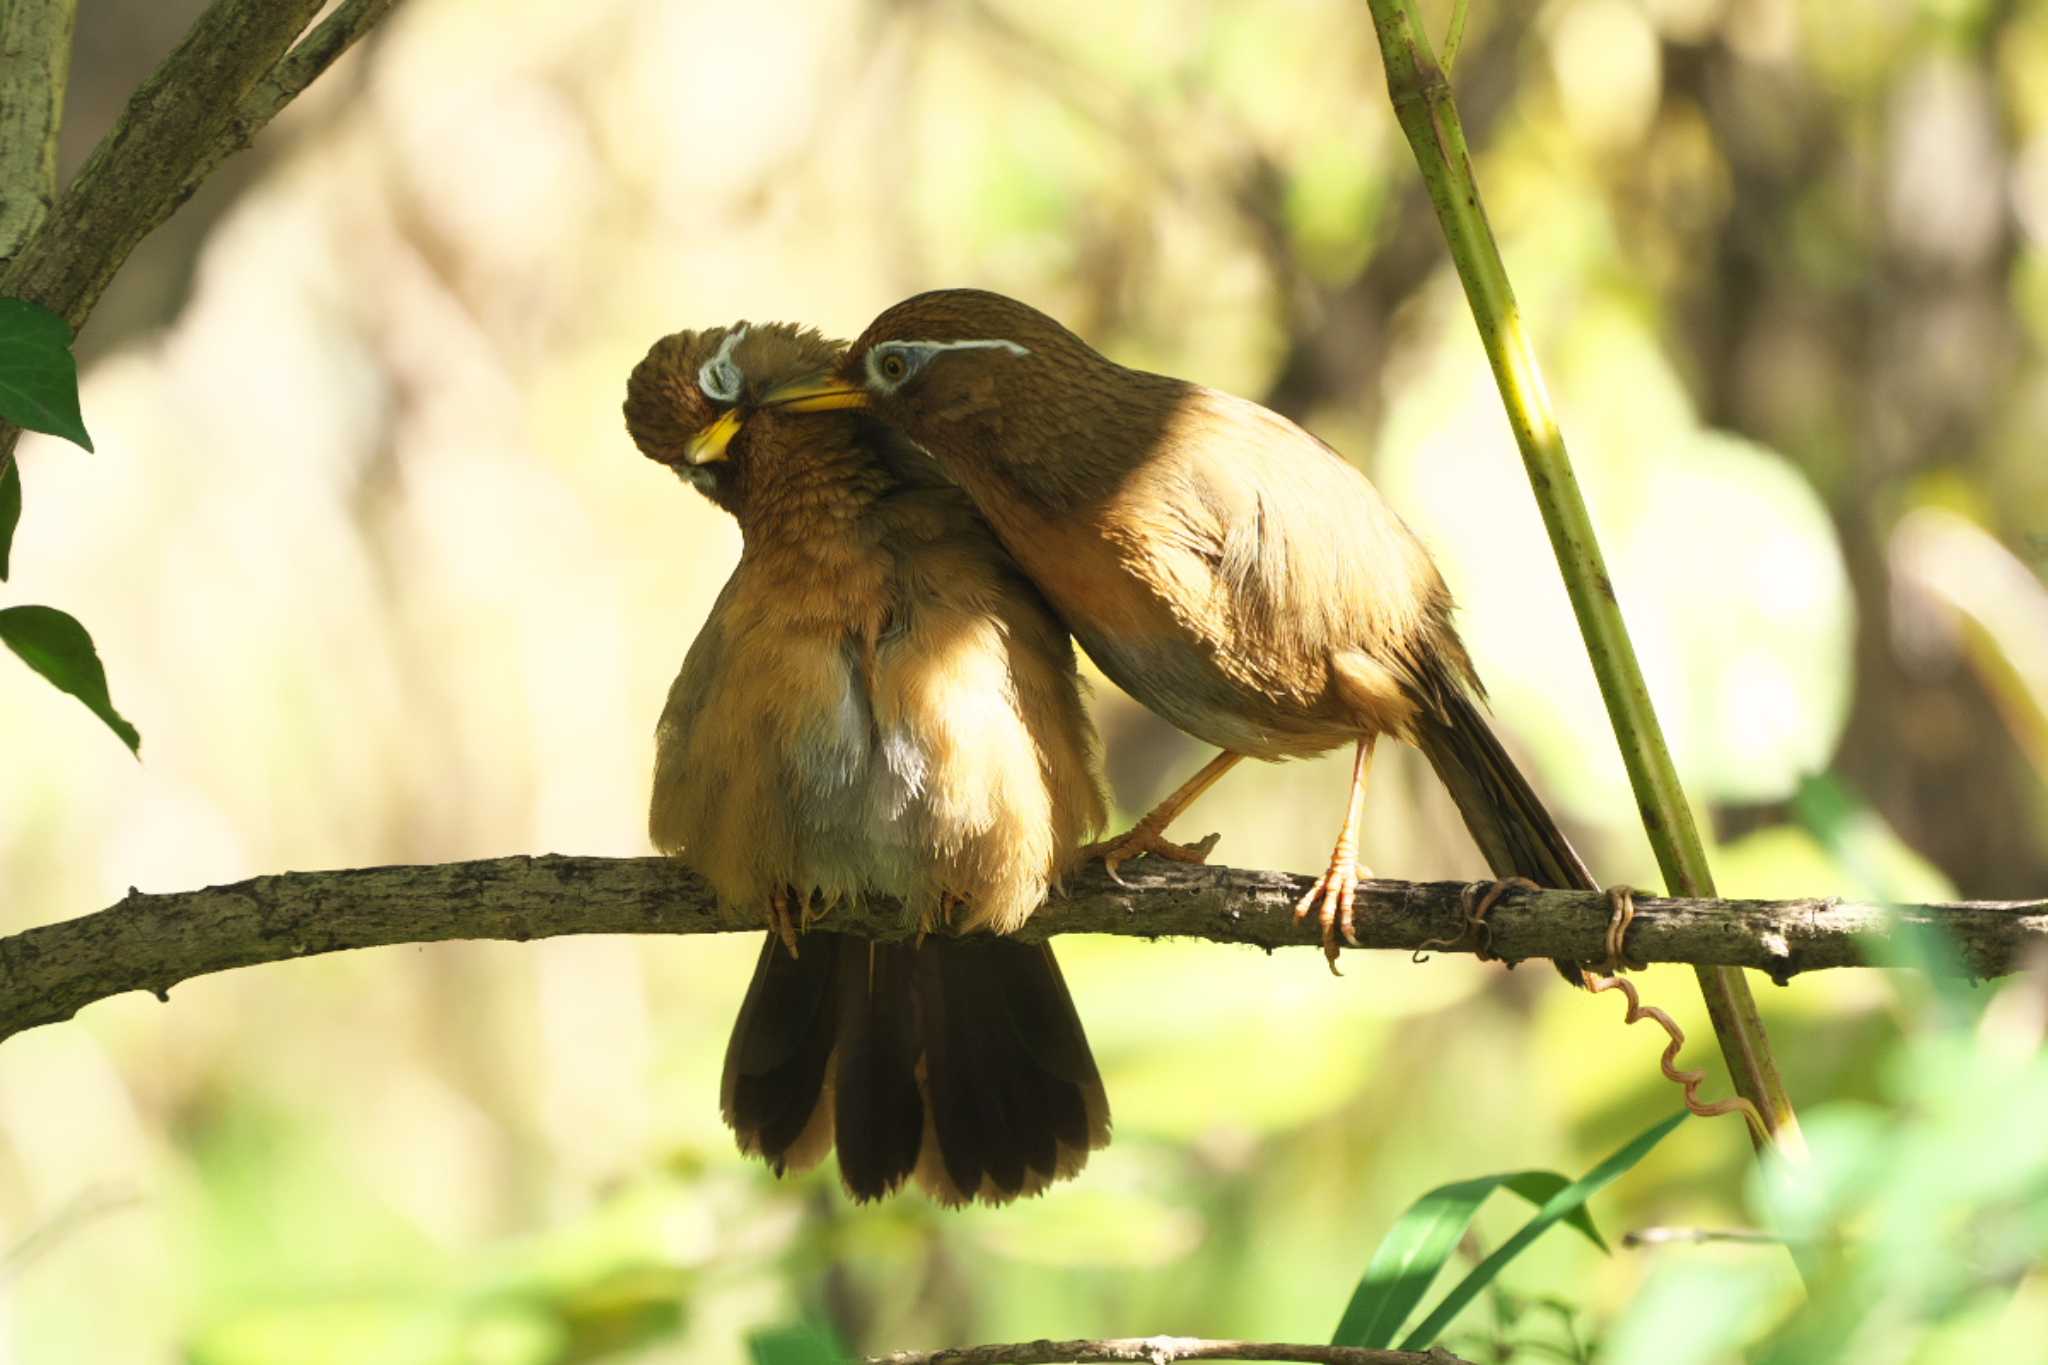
[755,290,1133,514]
[760,289,1097,442]
[622,321,846,512]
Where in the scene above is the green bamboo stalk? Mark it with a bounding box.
[1362,0,1807,1160]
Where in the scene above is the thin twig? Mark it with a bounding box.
[862,1337,1471,1364]
[1622,1226,1793,1249]
[0,855,2040,1046]
[0,1184,139,1283]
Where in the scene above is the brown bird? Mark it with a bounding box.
[623,320,1112,1204]
[762,289,1593,981]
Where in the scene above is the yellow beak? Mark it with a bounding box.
[683,408,744,465]
[759,374,871,413]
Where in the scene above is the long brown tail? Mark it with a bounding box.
[1413,688,1594,985]
[720,932,1110,1204]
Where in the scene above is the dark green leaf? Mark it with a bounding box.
[0,458,17,580]
[1331,1169,1607,1348]
[1399,1111,1690,1350]
[1502,1171,1609,1254]
[0,605,140,754]
[747,1323,848,1365]
[0,298,93,451]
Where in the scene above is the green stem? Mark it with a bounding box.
[1362,0,1806,1160]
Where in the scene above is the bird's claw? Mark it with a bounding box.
[800,888,844,933]
[767,890,801,959]
[1294,854,1370,976]
[1084,826,1223,886]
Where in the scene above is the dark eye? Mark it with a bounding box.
[878,351,909,382]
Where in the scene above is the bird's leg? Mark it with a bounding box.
[1294,737,1377,974]
[917,890,967,946]
[766,887,801,959]
[1083,749,1244,884]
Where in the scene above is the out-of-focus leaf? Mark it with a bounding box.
[1399,1112,1689,1350]
[0,458,18,579]
[0,604,140,754]
[1601,1261,1786,1365]
[0,298,93,451]
[1331,1169,1607,1348]
[1793,773,1956,904]
[553,1266,688,1360]
[188,1300,472,1365]
[968,1172,1205,1269]
[747,1322,848,1365]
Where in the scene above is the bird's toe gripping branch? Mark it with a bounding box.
[1087,825,1224,886]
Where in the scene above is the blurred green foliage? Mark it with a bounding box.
[2,0,2045,1361]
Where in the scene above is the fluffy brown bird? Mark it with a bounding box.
[623,320,1112,1204]
[764,289,1593,980]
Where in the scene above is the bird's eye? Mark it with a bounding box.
[878,351,909,382]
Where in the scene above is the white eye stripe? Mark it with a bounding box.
[866,337,1030,392]
[696,324,750,403]
[895,338,1029,357]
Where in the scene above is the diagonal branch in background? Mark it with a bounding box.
[1,855,2040,1046]
[0,0,404,476]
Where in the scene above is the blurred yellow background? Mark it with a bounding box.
[2,0,2045,1360]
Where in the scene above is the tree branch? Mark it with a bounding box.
[0,0,403,476]
[0,0,325,327]
[862,1338,1470,1364]
[175,0,402,208]
[0,0,77,262]
[1,855,2040,1045]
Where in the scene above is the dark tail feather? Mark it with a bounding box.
[721,930,1109,1204]
[1414,687,1595,985]
[833,942,926,1201]
[721,932,842,1173]
[913,936,1111,1206]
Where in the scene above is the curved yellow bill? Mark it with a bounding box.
[759,374,870,412]
[684,408,745,465]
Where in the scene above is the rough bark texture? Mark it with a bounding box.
[0,0,323,327]
[0,0,399,476]
[0,0,77,260]
[2,855,2040,1044]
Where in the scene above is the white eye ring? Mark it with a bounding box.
[697,324,750,403]
[865,338,1029,393]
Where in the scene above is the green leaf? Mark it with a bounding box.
[0,458,17,580]
[747,1323,848,1365]
[1398,1111,1690,1351]
[0,604,140,754]
[1331,1169,1608,1348]
[0,298,92,451]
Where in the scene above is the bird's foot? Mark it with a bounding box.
[917,891,969,945]
[766,889,801,959]
[801,889,841,932]
[1294,849,1372,976]
[1083,824,1223,886]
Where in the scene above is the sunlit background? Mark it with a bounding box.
[3,0,2047,1360]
